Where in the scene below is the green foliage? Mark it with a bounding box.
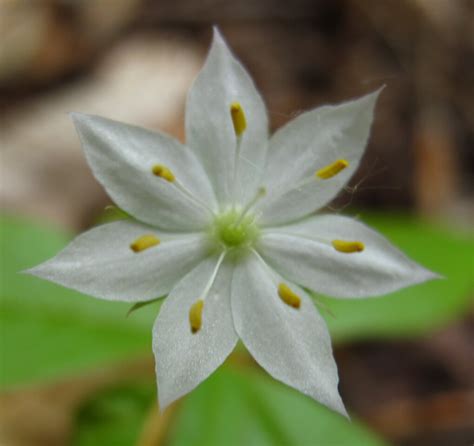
[314,213,474,342]
[169,365,387,446]
[0,215,156,389]
[94,205,131,225]
[72,366,386,446]
[73,381,155,446]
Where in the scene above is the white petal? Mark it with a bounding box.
[257,90,381,225]
[185,28,268,207]
[232,252,347,417]
[153,255,238,410]
[258,214,439,298]
[26,220,210,302]
[71,113,217,232]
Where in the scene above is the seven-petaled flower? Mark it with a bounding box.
[27,28,438,417]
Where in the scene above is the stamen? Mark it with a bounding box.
[332,239,365,253]
[130,234,160,253]
[188,252,226,334]
[173,180,215,215]
[152,163,215,216]
[316,159,349,180]
[189,299,204,333]
[251,251,301,309]
[230,102,247,137]
[152,164,175,182]
[234,186,266,226]
[263,158,350,205]
[277,283,301,309]
[230,101,248,204]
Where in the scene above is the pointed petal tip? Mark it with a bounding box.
[337,404,351,420]
[373,84,386,95]
[21,263,45,278]
[423,268,445,282]
[157,390,179,415]
[69,112,105,128]
[210,26,229,53]
[362,86,384,109]
[344,86,383,115]
[392,264,443,293]
[212,25,221,36]
[410,261,444,284]
[157,397,169,414]
[297,379,351,420]
[21,262,60,283]
[22,263,67,290]
[19,266,35,277]
[69,111,93,130]
[69,111,85,122]
[342,85,384,107]
[316,390,350,420]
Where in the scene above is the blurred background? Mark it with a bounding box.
[0,1,473,445]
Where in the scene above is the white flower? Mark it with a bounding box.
[27,28,437,417]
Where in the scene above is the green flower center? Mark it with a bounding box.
[212,209,260,249]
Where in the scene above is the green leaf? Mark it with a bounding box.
[71,365,385,446]
[126,298,163,317]
[314,213,474,342]
[167,364,386,446]
[0,215,157,389]
[72,381,155,446]
[94,205,131,226]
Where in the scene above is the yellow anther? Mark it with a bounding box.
[332,240,365,253]
[230,102,247,136]
[189,299,204,334]
[277,283,301,309]
[316,159,349,180]
[130,234,160,253]
[152,164,175,182]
